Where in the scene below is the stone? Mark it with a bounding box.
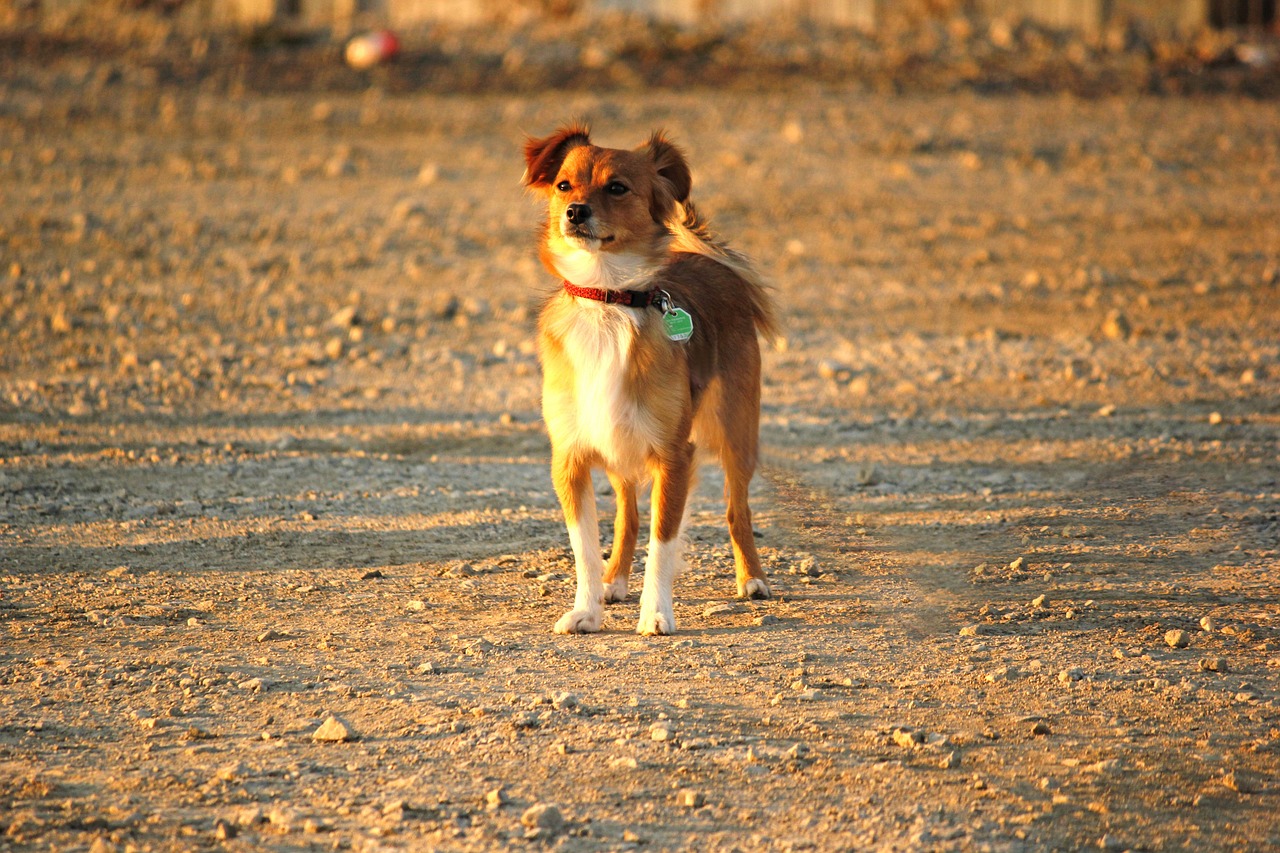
[650,723,674,742]
[312,714,356,743]
[1199,616,1216,632]
[213,819,237,840]
[703,603,739,618]
[1199,657,1230,673]
[1058,668,1084,684]
[551,691,578,710]
[520,803,564,837]
[959,624,984,637]
[1031,721,1052,736]
[892,728,925,748]
[1165,629,1191,649]
[753,614,779,626]
[676,789,705,808]
[486,788,507,809]
[1223,770,1260,794]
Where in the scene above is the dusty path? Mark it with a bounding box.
[2,50,1279,852]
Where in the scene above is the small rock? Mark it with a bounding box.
[486,788,507,809]
[753,614,779,626]
[1165,629,1191,649]
[702,602,739,618]
[312,714,356,743]
[1031,594,1048,608]
[551,691,578,710]
[892,728,925,749]
[650,723,673,742]
[959,624,984,637]
[1199,657,1230,673]
[1200,616,1216,632]
[1031,721,1052,736]
[360,569,384,580]
[1058,668,1084,684]
[1223,770,1260,794]
[214,819,237,840]
[255,629,285,643]
[328,305,359,328]
[520,803,564,837]
[1101,310,1131,340]
[676,789,705,808]
[938,751,961,769]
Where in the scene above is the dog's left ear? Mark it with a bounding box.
[643,131,692,223]
[523,123,592,189]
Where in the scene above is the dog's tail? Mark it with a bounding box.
[668,201,779,342]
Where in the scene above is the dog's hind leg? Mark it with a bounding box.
[603,473,638,603]
[636,444,693,635]
[552,450,606,634]
[725,457,769,600]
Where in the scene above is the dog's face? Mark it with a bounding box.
[524,124,692,260]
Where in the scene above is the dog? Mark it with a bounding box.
[523,123,776,635]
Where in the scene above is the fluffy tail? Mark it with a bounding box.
[667,201,779,341]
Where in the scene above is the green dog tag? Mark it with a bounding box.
[662,307,694,342]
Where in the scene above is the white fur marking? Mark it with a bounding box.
[551,246,657,293]
[554,490,604,634]
[636,537,682,635]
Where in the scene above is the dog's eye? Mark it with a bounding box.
[555,180,572,192]
[606,182,629,197]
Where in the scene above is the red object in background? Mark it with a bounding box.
[345,30,400,70]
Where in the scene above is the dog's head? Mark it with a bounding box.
[524,123,692,265]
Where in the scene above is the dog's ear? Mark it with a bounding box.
[523,123,592,189]
[642,130,692,223]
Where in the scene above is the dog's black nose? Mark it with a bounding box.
[565,203,592,224]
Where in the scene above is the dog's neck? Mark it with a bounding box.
[548,246,662,293]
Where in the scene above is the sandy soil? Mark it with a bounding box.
[2,33,1280,853]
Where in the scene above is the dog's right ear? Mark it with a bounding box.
[523,123,592,189]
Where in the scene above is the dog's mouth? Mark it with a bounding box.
[563,226,616,248]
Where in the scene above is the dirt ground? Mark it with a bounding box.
[2,29,1280,853]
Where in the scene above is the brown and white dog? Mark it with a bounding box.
[524,123,776,635]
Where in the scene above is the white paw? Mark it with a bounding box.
[603,577,629,603]
[738,577,771,600]
[636,605,676,636]
[554,608,603,634]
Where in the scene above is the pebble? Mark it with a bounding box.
[1031,721,1052,736]
[676,789,705,808]
[1058,668,1084,683]
[312,714,356,743]
[1223,770,1260,794]
[1200,616,1216,632]
[1165,629,1191,649]
[552,691,578,710]
[892,728,925,748]
[255,629,285,643]
[959,624,984,637]
[650,723,674,742]
[213,818,237,840]
[753,614,779,626]
[486,787,507,809]
[1199,657,1229,673]
[703,602,739,618]
[520,803,564,838]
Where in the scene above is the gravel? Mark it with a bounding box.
[1,21,1278,853]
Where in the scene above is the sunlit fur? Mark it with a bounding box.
[525,123,776,636]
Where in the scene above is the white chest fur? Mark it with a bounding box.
[553,302,657,478]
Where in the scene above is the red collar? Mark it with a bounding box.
[562,281,660,309]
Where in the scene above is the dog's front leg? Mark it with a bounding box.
[552,451,605,634]
[636,445,693,636]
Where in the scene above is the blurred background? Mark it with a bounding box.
[2,0,1278,97]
